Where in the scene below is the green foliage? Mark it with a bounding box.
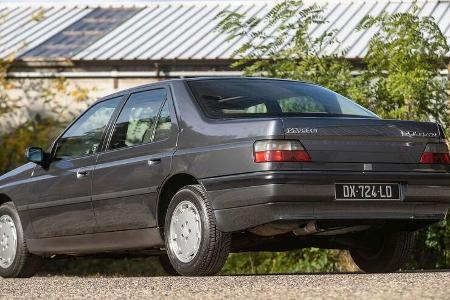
[217,1,449,129]
[0,53,16,116]
[0,47,52,173]
[356,4,450,127]
[222,249,344,274]
[0,117,63,173]
[217,0,450,272]
[0,1,448,276]
[408,216,450,269]
[31,8,46,22]
[217,0,357,96]
[40,250,346,277]
[355,8,450,269]
[0,12,91,175]
[0,76,92,176]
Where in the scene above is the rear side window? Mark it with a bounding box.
[109,89,166,150]
[188,79,377,119]
[153,100,172,141]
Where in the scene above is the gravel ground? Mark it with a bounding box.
[0,271,449,299]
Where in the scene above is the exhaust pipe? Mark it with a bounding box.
[292,221,319,236]
[293,221,370,236]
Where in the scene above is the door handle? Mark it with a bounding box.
[76,169,90,179]
[147,158,162,167]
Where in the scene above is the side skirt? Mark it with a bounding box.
[27,227,164,256]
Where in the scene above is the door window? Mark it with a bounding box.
[54,97,121,159]
[109,89,166,150]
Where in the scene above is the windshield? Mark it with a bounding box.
[187,79,378,119]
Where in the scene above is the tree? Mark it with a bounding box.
[0,55,93,172]
[356,6,450,270]
[356,5,449,128]
[0,15,92,174]
[0,78,93,173]
[218,0,361,273]
[217,0,357,96]
[218,0,450,272]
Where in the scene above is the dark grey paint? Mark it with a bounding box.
[92,137,177,232]
[0,77,449,256]
[91,84,178,232]
[27,157,97,238]
[283,117,437,163]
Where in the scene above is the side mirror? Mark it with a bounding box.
[25,147,45,165]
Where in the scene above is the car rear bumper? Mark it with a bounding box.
[200,171,450,232]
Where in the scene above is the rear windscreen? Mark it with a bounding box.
[187,79,378,119]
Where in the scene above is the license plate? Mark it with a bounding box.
[335,183,400,200]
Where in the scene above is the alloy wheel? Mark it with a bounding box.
[0,215,17,269]
[168,200,202,263]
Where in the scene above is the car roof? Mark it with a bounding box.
[94,78,184,103]
[94,76,310,104]
[185,76,307,83]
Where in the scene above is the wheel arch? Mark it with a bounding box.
[157,173,201,234]
[0,193,13,206]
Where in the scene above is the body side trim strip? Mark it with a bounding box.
[27,227,164,255]
[91,186,157,201]
[23,186,158,210]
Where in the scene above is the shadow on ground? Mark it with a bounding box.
[39,256,447,277]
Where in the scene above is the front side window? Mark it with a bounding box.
[109,89,166,150]
[188,79,378,119]
[55,97,121,159]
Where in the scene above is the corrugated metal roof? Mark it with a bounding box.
[0,0,449,61]
[22,7,141,58]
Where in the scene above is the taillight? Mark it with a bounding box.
[254,140,310,163]
[419,143,450,164]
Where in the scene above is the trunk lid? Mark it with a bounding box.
[283,117,442,164]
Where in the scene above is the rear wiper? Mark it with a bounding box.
[202,94,245,102]
[218,96,244,103]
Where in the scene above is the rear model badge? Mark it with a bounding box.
[286,128,318,134]
[400,130,438,138]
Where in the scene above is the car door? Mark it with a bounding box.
[28,97,122,238]
[92,87,178,232]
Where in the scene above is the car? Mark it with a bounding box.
[0,77,449,277]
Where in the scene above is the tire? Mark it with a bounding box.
[0,202,42,278]
[158,254,179,276]
[164,185,231,276]
[349,231,416,273]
